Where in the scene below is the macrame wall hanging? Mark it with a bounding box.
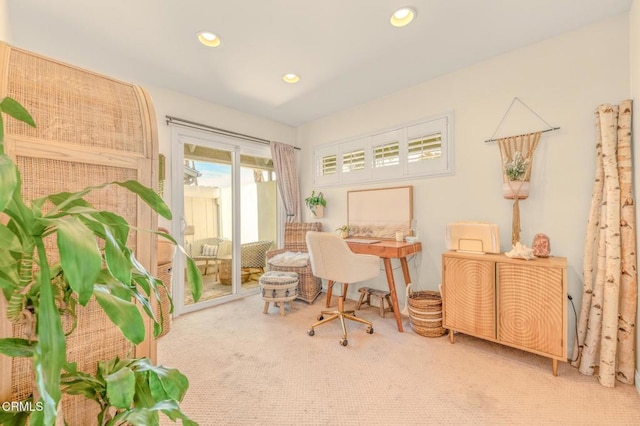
[486,98,560,246]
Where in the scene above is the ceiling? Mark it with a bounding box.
[6,0,634,127]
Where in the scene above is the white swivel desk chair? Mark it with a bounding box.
[305,231,380,346]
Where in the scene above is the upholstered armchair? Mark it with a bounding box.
[218,240,273,284]
[266,222,323,303]
[241,240,274,273]
[192,237,226,276]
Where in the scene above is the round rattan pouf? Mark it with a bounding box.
[259,271,299,316]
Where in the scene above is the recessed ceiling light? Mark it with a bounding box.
[197,31,222,47]
[282,73,300,84]
[390,7,416,27]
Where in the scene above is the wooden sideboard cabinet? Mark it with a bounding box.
[442,251,567,375]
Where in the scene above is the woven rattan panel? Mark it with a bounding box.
[0,42,158,424]
[5,48,145,153]
[283,222,322,252]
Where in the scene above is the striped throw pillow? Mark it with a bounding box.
[201,244,218,257]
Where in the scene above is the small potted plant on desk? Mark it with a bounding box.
[503,151,530,199]
[336,225,350,239]
[305,190,326,218]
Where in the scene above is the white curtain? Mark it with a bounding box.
[270,142,301,223]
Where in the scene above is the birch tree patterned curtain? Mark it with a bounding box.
[573,100,637,387]
[270,141,301,223]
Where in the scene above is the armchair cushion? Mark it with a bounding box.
[268,251,310,267]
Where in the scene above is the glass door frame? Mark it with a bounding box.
[170,125,279,316]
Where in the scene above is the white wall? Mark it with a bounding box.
[0,0,10,42]
[297,14,630,359]
[629,0,640,389]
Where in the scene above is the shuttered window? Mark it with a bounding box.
[313,112,453,187]
[342,149,365,173]
[374,142,400,168]
[321,154,337,175]
[408,134,442,163]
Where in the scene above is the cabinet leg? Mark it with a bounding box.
[449,329,454,344]
[552,359,558,376]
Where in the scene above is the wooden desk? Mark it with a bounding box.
[346,239,422,332]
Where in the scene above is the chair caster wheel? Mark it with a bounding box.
[340,338,348,346]
[307,329,315,336]
[317,315,324,321]
[366,327,374,334]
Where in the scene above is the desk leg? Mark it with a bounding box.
[400,257,412,286]
[383,258,404,332]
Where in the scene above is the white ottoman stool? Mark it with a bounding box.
[259,271,299,316]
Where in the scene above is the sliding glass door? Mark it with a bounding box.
[171,127,277,315]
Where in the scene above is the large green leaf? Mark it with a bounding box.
[0,247,20,268]
[152,400,197,426]
[148,371,179,403]
[43,191,93,215]
[103,225,132,286]
[105,366,136,409]
[95,211,129,244]
[129,253,156,296]
[97,356,128,380]
[44,187,104,216]
[129,283,157,323]
[45,180,171,220]
[0,97,36,128]
[0,223,22,252]
[97,270,134,301]
[55,216,102,305]
[94,285,145,344]
[61,379,103,401]
[33,240,66,425]
[108,407,158,426]
[185,256,202,302]
[131,358,189,402]
[109,400,197,426]
[61,362,105,400]
[114,180,172,220]
[0,155,18,212]
[0,266,20,290]
[0,338,35,357]
[169,239,202,302]
[0,403,32,425]
[133,370,155,408]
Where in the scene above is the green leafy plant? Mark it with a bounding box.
[61,357,195,425]
[336,225,350,238]
[304,190,326,216]
[0,97,202,425]
[504,151,529,181]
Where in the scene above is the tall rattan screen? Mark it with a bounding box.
[0,42,158,423]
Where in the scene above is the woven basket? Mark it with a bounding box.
[408,289,446,337]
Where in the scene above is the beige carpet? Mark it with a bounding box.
[158,293,640,425]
